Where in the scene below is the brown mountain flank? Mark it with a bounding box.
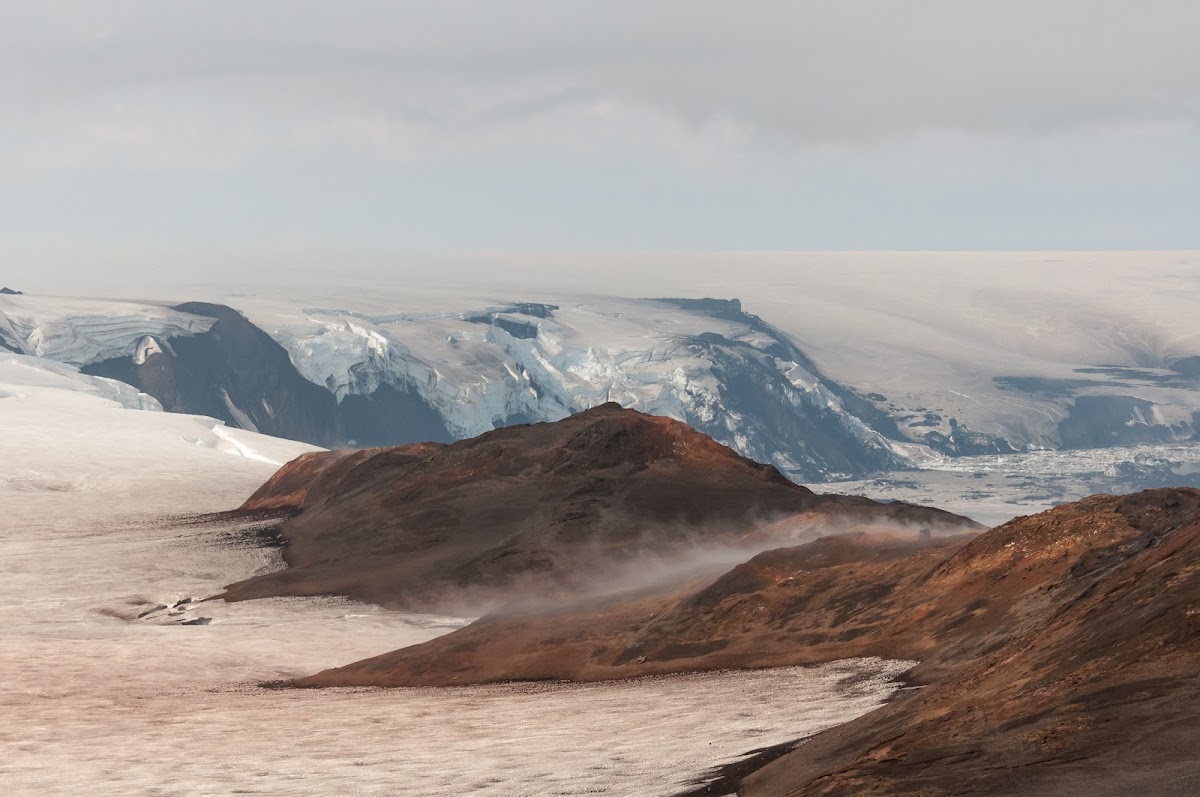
[225,403,975,613]
[293,529,973,687]
[240,442,443,513]
[298,487,1200,796]
[744,487,1200,797]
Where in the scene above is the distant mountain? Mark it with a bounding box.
[225,404,976,613]
[4,291,1200,482]
[233,295,916,479]
[0,294,915,479]
[0,287,22,295]
[299,488,1200,797]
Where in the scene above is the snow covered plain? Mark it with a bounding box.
[0,357,913,796]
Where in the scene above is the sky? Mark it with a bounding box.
[1,0,1198,279]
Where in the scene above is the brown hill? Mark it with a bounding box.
[224,403,976,613]
[744,487,1200,797]
[296,488,1200,796]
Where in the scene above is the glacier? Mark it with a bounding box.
[236,295,907,478]
[0,294,214,366]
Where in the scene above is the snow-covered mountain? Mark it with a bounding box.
[236,295,916,478]
[3,262,1200,485]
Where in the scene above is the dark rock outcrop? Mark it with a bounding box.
[1059,394,1183,449]
[82,302,451,448]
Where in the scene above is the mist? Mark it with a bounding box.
[428,510,979,619]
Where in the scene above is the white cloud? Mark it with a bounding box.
[0,1,1197,251]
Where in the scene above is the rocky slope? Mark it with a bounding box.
[294,530,971,687]
[224,404,975,614]
[295,487,1200,796]
[744,487,1200,797]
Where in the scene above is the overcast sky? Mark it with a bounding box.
[2,0,1198,273]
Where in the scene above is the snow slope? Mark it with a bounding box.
[0,352,161,411]
[175,253,1200,460]
[706,252,1200,453]
[2,291,906,478]
[222,258,1200,473]
[0,354,319,510]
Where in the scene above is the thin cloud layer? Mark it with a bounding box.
[1,1,1197,253]
[7,2,1198,140]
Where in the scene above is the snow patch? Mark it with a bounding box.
[211,423,285,466]
[219,388,259,433]
[133,335,169,365]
